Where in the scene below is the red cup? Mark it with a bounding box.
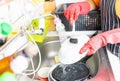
[37,67,50,81]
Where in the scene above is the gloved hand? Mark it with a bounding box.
[79,28,120,56]
[64,2,90,24]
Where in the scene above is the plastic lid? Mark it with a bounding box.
[0,22,12,35]
[0,72,17,81]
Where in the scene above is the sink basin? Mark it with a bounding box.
[26,36,115,81]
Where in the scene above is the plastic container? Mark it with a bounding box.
[55,3,101,31]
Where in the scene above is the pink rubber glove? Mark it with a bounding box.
[80,28,120,56]
[64,2,90,24]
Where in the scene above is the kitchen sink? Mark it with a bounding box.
[25,35,115,81]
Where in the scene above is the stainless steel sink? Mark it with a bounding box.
[26,36,115,81]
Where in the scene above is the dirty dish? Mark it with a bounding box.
[58,35,89,64]
[48,62,90,81]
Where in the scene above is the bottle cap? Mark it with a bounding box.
[0,22,12,35]
[0,72,17,81]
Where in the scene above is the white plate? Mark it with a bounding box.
[59,35,89,64]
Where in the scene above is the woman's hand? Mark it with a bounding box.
[64,2,90,24]
[80,28,120,56]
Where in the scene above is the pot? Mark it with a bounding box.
[48,62,90,81]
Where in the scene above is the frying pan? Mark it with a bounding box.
[48,62,90,81]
